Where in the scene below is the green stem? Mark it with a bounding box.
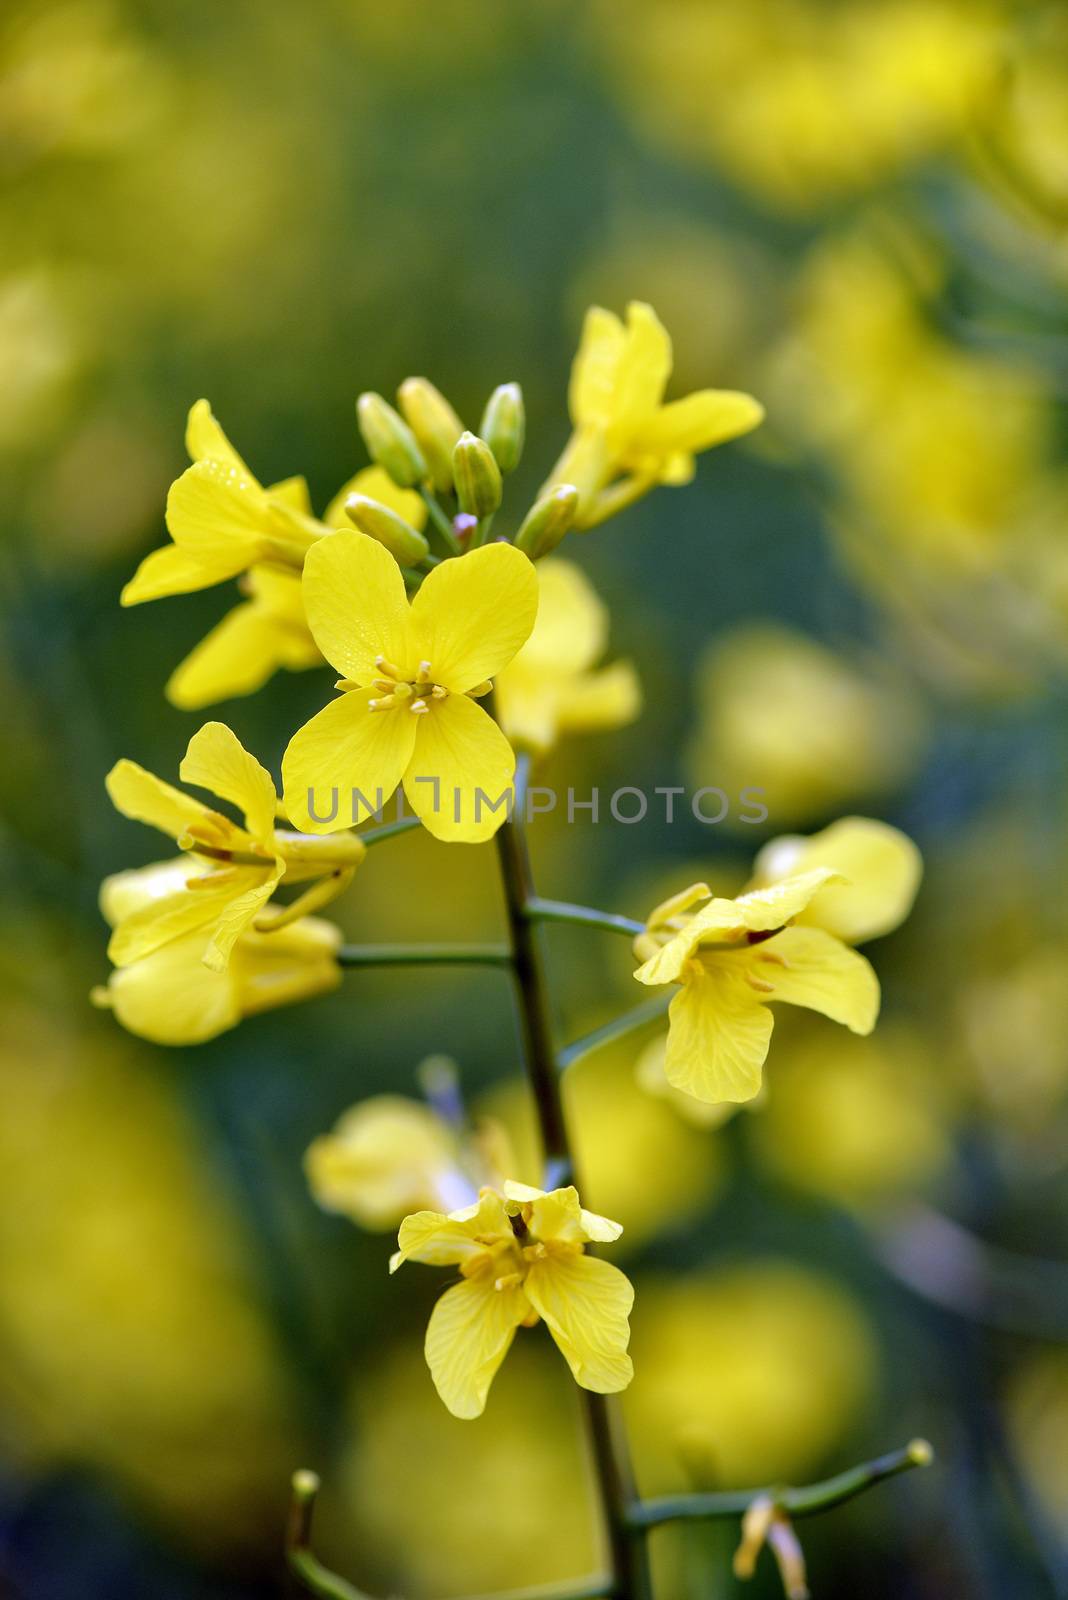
[557,996,671,1073]
[626,1440,934,1530]
[420,487,462,554]
[524,898,645,939]
[338,943,513,968]
[494,752,654,1600]
[359,814,423,847]
[470,510,496,548]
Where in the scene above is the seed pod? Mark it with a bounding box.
[357,392,427,488]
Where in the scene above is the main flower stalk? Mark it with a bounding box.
[494,751,653,1600]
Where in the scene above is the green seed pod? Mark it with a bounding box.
[480,382,525,475]
[513,483,579,558]
[345,493,430,565]
[356,392,427,488]
[453,430,502,519]
[397,377,464,495]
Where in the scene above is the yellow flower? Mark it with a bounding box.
[633,818,922,1105]
[544,301,763,528]
[282,531,538,842]
[306,1083,516,1230]
[105,720,364,973]
[121,400,426,707]
[495,558,641,754]
[390,1181,633,1419]
[93,860,342,1045]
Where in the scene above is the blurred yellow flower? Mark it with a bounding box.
[633,818,921,1104]
[496,558,641,754]
[1005,1351,1068,1531]
[626,1263,876,1488]
[391,1182,633,1418]
[106,720,363,973]
[597,0,1003,212]
[93,858,342,1044]
[545,301,763,528]
[751,1025,952,1207]
[282,532,537,841]
[686,623,923,827]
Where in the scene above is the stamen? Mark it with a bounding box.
[744,970,775,994]
[468,680,493,698]
[374,654,402,679]
[409,698,430,714]
[430,684,448,699]
[416,659,433,682]
[368,695,397,712]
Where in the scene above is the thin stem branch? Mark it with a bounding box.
[286,1471,371,1600]
[338,943,513,969]
[627,1439,934,1530]
[359,814,423,847]
[557,996,671,1073]
[493,750,653,1600]
[420,487,462,554]
[524,898,645,939]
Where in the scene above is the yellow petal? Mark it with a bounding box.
[404,694,516,844]
[639,390,765,456]
[646,881,712,933]
[105,759,206,842]
[409,543,538,694]
[754,818,922,944]
[518,558,607,676]
[663,965,774,1104]
[165,459,271,570]
[282,687,418,833]
[752,926,880,1034]
[99,857,199,927]
[322,465,427,532]
[233,913,342,1018]
[266,475,313,514]
[202,860,284,972]
[424,1273,531,1419]
[493,666,560,754]
[305,1096,460,1230]
[392,1189,510,1271]
[106,869,263,967]
[100,930,241,1045]
[504,1182,624,1245]
[166,603,307,711]
[523,1251,634,1394]
[557,661,642,736]
[120,543,237,606]
[180,722,277,843]
[301,528,412,682]
[568,306,625,428]
[184,399,251,474]
[608,302,673,440]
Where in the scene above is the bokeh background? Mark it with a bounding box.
[3,1,1068,1596]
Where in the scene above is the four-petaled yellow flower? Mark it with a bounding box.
[105,721,364,973]
[121,400,427,708]
[391,1181,633,1419]
[282,531,538,842]
[93,858,343,1045]
[495,558,641,754]
[633,818,922,1105]
[544,301,764,528]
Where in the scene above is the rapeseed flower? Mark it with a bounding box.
[633,818,921,1104]
[282,531,538,842]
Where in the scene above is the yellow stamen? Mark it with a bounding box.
[410,698,430,714]
[744,970,775,994]
[469,680,493,697]
[374,654,403,679]
[416,659,433,682]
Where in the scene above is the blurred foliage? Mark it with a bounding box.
[2,0,1068,1597]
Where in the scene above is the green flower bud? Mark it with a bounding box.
[356,392,427,488]
[513,484,579,558]
[453,430,502,519]
[397,377,464,495]
[345,493,430,565]
[480,382,525,474]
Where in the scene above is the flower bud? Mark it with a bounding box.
[513,483,579,558]
[480,382,525,474]
[357,392,427,488]
[453,431,502,519]
[397,377,464,495]
[345,493,430,565]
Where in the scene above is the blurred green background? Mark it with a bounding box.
[3,1,1068,1596]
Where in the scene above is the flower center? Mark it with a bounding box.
[368,655,449,716]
